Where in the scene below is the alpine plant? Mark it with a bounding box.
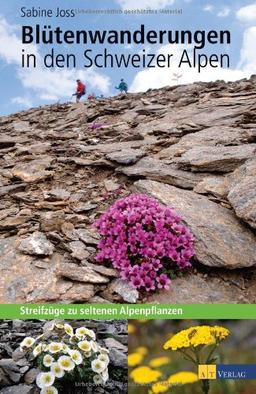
[94,193,195,292]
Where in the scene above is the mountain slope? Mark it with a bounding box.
[0,76,255,304]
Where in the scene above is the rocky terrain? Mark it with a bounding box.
[0,76,255,304]
[0,319,127,393]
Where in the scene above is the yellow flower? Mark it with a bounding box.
[168,371,198,385]
[128,324,136,334]
[150,380,171,394]
[128,352,144,367]
[130,366,162,384]
[136,346,148,355]
[211,326,230,340]
[164,326,229,351]
[149,357,170,368]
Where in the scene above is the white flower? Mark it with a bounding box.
[36,334,44,341]
[101,368,109,383]
[64,323,73,336]
[20,337,35,349]
[43,354,54,368]
[36,372,55,389]
[40,386,58,394]
[99,346,109,354]
[93,374,103,385]
[57,355,75,371]
[48,342,63,354]
[55,323,64,329]
[98,353,109,365]
[33,344,43,357]
[90,341,98,353]
[69,336,77,345]
[62,344,70,354]
[51,362,65,378]
[84,351,92,358]
[68,349,83,365]
[91,359,107,374]
[87,329,96,340]
[78,340,91,352]
[42,344,49,352]
[75,327,90,339]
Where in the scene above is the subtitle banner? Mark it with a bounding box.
[0,304,255,320]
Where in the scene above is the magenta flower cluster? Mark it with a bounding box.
[94,193,195,292]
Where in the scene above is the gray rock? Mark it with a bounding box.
[158,126,255,159]
[228,159,256,229]
[43,188,70,201]
[40,210,65,232]
[60,282,95,302]
[0,359,21,383]
[118,157,205,189]
[68,241,90,261]
[109,348,127,368]
[175,144,256,172]
[106,279,139,303]
[56,262,110,284]
[135,179,256,269]
[106,148,145,165]
[103,179,120,192]
[0,384,34,394]
[104,338,127,352]
[0,237,71,303]
[147,273,253,304]
[76,229,100,245]
[12,348,26,362]
[0,184,26,197]
[12,121,31,133]
[24,368,40,385]
[11,156,54,183]
[18,232,54,256]
[72,202,97,213]
[194,175,230,198]
[82,262,118,277]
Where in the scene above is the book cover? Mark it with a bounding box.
[0,1,255,393]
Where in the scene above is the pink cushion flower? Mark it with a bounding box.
[94,193,195,292]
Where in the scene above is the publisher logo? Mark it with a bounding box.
[198,365,256,380]
[198,365,216,380]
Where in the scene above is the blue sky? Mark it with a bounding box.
[0,0,255,115]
